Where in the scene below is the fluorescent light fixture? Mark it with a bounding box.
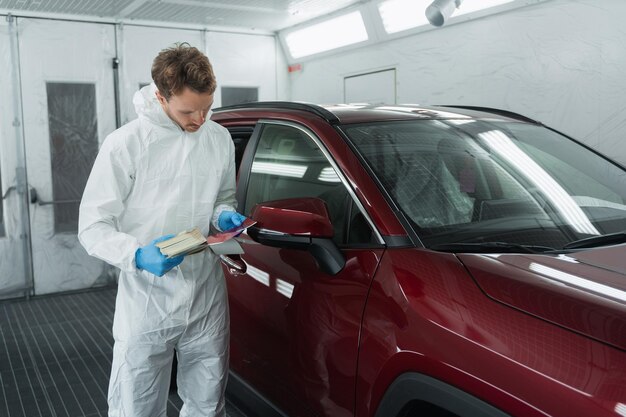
[529,263,626,302]
[251,161,308,178]
[572,195,626,212]
[446,119,476,125]
[318,167,341,183]
[247,264,270,287]
[380,0,513,32]
[479,130,599,236]
[276,278,295,299]
[455,0,514,16]
[556,254,579,264]
[377,105,418,113]
[285,11,368,59]
[378,0,431,34]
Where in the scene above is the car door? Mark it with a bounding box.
[222,120,385,417]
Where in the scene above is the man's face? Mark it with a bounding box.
[156,87,214,132]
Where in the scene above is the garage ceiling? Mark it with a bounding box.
[0,0,363,32]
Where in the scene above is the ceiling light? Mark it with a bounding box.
[378,0,431,34]
[251,161,308,178]
[246,264,270,287]
[479,130,599,236]
[285,11,368,59]
[530,263,626,302]
[276,278,294,299]
[318,167,341,183]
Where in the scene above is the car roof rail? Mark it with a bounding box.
[213,101,341,125]
[438,105,540,124]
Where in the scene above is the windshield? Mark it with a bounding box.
[342,119,626,249]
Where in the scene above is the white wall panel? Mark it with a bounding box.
[119,25,205,124]
[344,68,396,104]
[289,0,626,165]
[276,38,290,101]
[206,31,281,106]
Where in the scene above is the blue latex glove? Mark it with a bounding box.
[135,234,184,277]
[218,211,246,232]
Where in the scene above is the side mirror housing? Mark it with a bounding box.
[248,197,345,275]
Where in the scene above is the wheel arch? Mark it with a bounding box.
[373,372,510,417]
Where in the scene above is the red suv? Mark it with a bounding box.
[212,102,626,417]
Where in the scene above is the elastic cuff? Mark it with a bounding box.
[212,204,236,231]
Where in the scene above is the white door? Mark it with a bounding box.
[18,18,118,295]
[0,18,32,299]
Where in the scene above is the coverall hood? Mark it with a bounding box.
[133,83,177,129]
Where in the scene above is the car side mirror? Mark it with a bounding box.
[248,197,345,275]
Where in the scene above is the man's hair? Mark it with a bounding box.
[151,42,216,100]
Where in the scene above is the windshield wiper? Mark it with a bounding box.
[430,241,557,254]
[562,231,626,250]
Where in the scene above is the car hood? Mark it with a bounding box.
[457,244,626,351]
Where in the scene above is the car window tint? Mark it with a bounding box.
[244,123,373,245]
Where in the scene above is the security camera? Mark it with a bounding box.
[426,0,463,27]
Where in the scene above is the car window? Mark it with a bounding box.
[342,119,626,249]
[244,123,375,246]
[227,126,255,175]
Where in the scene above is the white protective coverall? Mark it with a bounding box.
[78,83,236,417]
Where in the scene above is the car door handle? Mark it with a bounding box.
[219,254,246,274]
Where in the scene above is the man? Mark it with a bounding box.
[78,43,245,417]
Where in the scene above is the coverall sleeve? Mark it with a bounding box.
[211,133,238,231]
[78,134,141,273]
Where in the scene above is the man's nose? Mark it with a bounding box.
[192,112,205,124]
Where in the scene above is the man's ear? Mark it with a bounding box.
[155,90,167,105]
